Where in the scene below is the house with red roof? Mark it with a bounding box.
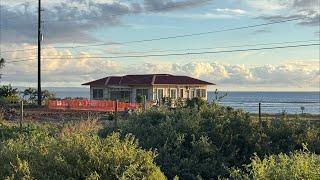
[82,74,215,103]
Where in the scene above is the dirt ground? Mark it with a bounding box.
[1,107,112,123]
[1,107,319,124]
[250,113,320,121]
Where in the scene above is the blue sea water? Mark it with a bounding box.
[53,89,320,114]
[208,92,320,114]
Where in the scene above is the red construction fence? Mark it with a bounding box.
[48,100,140,112]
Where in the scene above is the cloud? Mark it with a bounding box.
[143,0,212,12]
[1,45,318,90]
[252,0,320,27]
[251,28,272,34]
[151,7,247,19]
[0,0,213,47]
[244,0,289,11]
[215,8,247,16]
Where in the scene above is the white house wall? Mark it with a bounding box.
[152,85,208,100]
[90,85,208,102]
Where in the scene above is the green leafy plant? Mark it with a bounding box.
[0,122,165,179]
[230,147,320,179]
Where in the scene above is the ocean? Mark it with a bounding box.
[53,89,320,114]
[208,92,320,114]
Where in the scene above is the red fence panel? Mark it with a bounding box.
[48,100,140,112]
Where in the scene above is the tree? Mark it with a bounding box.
[0,58,5,80]
[0,84,18,98]
[0,84,19,104]
[0,58,5,69]
[20,88,36,103]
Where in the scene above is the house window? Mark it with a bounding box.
[170,89,177,99]
[136,89,149,100]
[196,89,206,98]
[201,89,206,98]
[179,89,184,98]
[110,91,131,101]
[189,90,195,98]
[157,89,164,99]
[93,89,103,99]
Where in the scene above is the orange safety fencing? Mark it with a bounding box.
[48,100,140,112]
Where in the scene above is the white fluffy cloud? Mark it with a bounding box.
[1,45,319,91]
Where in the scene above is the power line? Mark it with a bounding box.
[0,47,38,53]
[43,0,213,23]
[6,44,318,63]
[42,43,319,59]
[0,16,310,54]
[9,39,318,59]
[5,58,37,63]
[46,39,317,57]
[54,17,309,49]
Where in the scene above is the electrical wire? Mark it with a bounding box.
[53,17,309,49]
[42,43,319,59]
[5,58,37,63]
[45,39,318,57]
[1,16,308,54]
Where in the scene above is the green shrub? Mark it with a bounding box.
[230,148,320,179]
[101,105,320,179]
[0,123,165,179]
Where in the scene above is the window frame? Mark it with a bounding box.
[179,88,184,98]
[92,88,103,99]
[170,88,177,99]
[157,88,164,99]
[136,89,149,100]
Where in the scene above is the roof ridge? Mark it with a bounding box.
[151,75,156,85]
[105,77,111,85]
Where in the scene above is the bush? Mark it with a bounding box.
[230,148,320,179]
[0,122,165,180]
[101,105,320,179]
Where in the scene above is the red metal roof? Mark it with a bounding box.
[82,74,215,86]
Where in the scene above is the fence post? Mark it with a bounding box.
[143,95,147,111]
[259,103,262,123]
[20,101,23,134]
[114,100,119,130]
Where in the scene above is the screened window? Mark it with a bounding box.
[157,89,164,99]
[179,89,184,98]
[189,90,195,98]
[170,89,177,99]
[93,89,103,99]
[196,89,206,98]
[136,89,149,100]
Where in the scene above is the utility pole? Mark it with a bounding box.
[37,0,42,106]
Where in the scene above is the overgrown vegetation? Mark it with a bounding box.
[1,103,319,179]
[0,86,56,106]
[230,147,320,179]
[0,121,165,180]
[101,105,320,179]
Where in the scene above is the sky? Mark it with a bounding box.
[0,0,319,91]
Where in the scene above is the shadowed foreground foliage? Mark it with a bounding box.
[101,105,320,179]
[0,122,165,180]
